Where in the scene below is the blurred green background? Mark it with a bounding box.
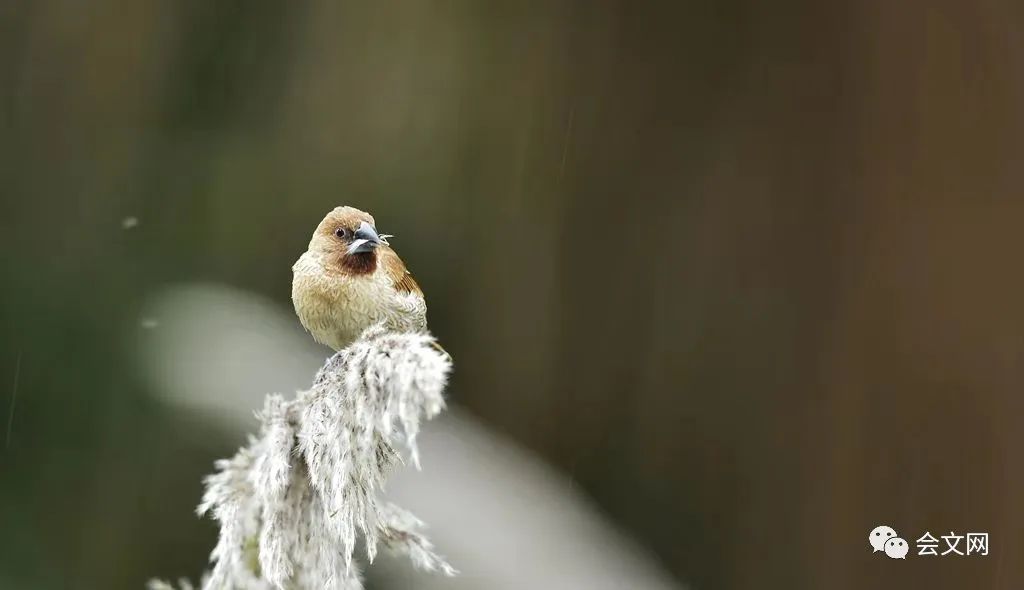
[2,1,1024,588]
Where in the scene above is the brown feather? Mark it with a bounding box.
[380,248,423,296]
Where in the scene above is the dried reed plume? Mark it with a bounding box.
[151,324,456,589]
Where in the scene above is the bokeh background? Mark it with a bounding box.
[2,1,1024,589]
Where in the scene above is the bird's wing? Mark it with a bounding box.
[380,248,424,297]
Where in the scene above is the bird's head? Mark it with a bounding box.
[308,206,393,275]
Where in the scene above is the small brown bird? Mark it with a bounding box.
[292,206,431,352]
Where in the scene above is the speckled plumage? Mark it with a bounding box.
[292,206,428,351]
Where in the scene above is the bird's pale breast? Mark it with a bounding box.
[292,252,427,351]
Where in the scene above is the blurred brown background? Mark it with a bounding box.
[2,1,1023,588]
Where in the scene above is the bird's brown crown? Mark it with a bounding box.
[314,206,376,240]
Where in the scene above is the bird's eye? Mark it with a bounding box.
[335,228,348,239]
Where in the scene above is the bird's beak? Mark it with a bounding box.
[347,221,382,255]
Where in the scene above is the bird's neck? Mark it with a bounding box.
[340,252,377,275]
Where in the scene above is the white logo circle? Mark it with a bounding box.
[869,525,897,552]
[884,537,909,559]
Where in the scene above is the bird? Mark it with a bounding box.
[292,205,442,354]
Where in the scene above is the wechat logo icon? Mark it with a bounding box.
[870,525,908,559]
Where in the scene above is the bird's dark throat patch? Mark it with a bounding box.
[341,251,377,275]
